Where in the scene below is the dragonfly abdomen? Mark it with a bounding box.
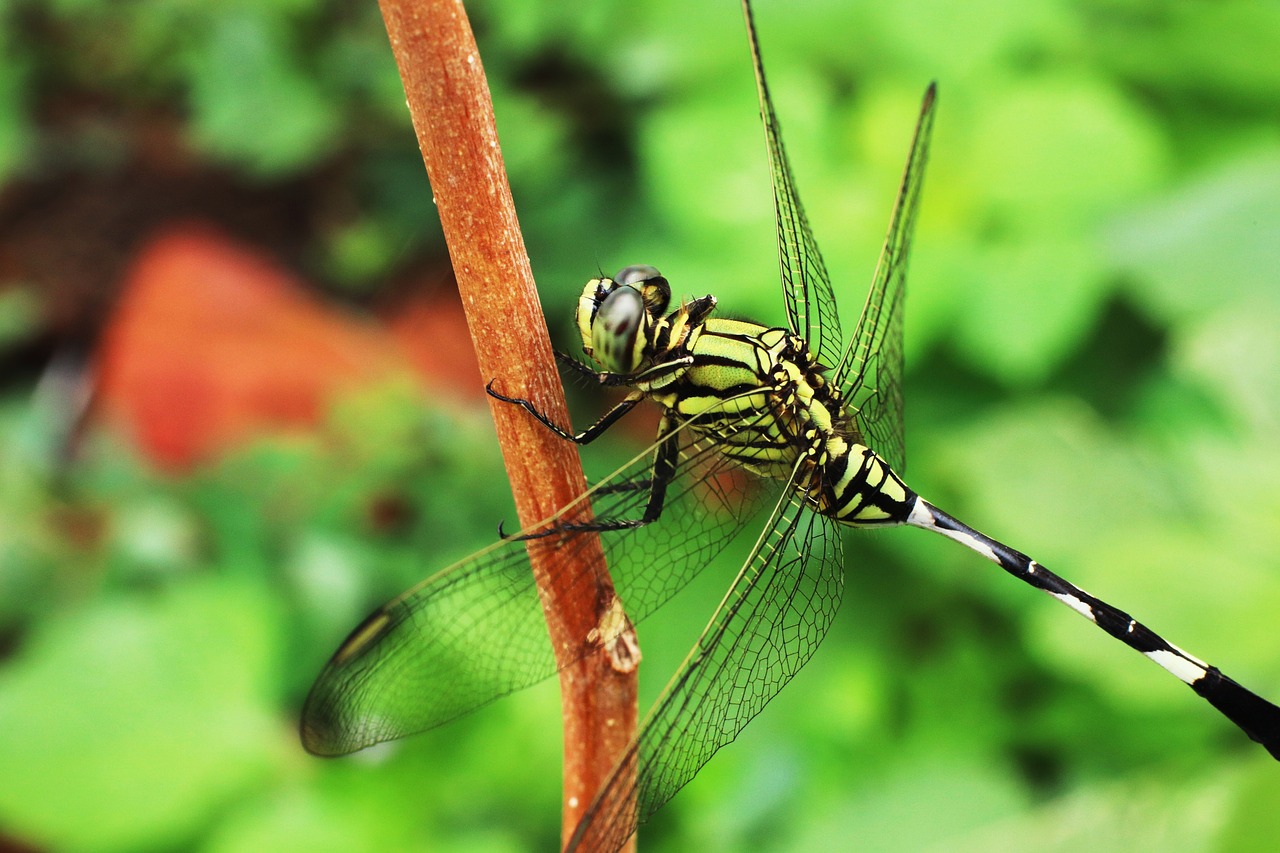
[815,444,915,526]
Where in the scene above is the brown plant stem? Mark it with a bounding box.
[376,0,639,849]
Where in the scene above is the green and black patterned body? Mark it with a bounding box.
[301,2,1280,852]
[658,317,916,524]
[575,271,916,527]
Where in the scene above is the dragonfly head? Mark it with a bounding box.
[577,265,671,374]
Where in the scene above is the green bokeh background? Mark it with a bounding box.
[2,0,1279,851]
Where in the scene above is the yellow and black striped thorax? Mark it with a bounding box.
[576,266,916,527]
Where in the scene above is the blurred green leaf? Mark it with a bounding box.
[0,45,30,182]
[1087,0,1280,107]
[0,579,280,852]
[186,14,339,174]
[1109,150,1280,326]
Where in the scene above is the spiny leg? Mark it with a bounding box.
[907,497,1280,760]
[555,349,603,381]
[485,380,644,444]
[504,414,683,542]
[555,349,697,391]
[485,379,646,539]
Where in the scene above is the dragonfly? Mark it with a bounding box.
[302,0,1280,849]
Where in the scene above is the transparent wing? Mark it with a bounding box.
[567,471,844,852]
[300,399,786,756]
[743,0,841,368]
[833,85,937,474]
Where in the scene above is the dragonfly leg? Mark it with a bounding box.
[555,349,599,375]
[506,415,681,541]
[909,497,1280,760]
[597,355,695,388]
[486,380,644,444]
[591,476,654,497]
[586,414,679,530]
[554,350,611,388]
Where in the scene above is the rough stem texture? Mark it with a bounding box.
[377,0,638,848]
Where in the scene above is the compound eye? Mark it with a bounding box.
[614,264,671,316]
[614,264,663,287]
[591,285,646,374]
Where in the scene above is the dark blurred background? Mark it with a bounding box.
[1,0,1279,851]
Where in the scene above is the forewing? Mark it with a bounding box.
[566,474,845,852]
[300,400,785,757]
[300,534,552,756]
[743,0,841,368]
[833,84,937,474]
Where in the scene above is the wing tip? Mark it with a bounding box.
[920,81,938,117]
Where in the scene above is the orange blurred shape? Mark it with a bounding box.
[384,281,484,401]
[93,224,414,471]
